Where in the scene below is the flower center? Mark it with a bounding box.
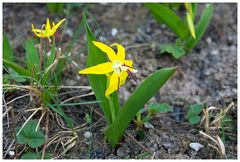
[112,60,137,75]
[112,60,122,74]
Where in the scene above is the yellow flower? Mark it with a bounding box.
[79,41,137,97]
[32,18,65,39]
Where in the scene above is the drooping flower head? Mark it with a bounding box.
[79,41,137,97]
[32,18,65,40]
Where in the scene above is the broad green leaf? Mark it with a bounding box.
[159,44,185,59]
[189,115,201,125]
[3,68,27,83]
[45,47,56,68]
[105,67,176,146]
[26,39,40,74]
[187,103,203,118]
[186,4,213,50]
[145,3,190,39]
[16,120,45,148]
[21,152,52,159]
[187,103,203,125]
[83,12,120,124]
[3,59,34,79]
[148,103,173,115]
[3,33,14,62]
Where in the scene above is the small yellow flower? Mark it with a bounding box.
[32,18,65,39]
[79,41,137,97]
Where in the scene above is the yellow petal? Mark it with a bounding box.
[124,60,133,67]
[32,25,46,37]
[111,43,125,63]
[79,62,113,74]
[46,18,51,32]
[186,12,196,39]
[120,71,128,86]
[32,28,43,33]
[52,18,65,32]
[93,41,117,62]
[105,72,119,97]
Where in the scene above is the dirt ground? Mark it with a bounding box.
[2,3,237,159]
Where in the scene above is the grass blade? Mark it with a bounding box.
[145,3,190,39]
[105,67,176,146]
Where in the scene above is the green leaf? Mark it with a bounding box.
[3,68,27,83]
[47,3,64,13]
[159,44,185,59]
[186,4,213,50]
[16,120,45,148]
[148,103,173,115]
[3,33,14,62]
[3,59,34,79]
[25,39,40,74]
[187,103,203,125]
[136,129,145,140]
[21,152,52,159]
[45,47,56,68]
[42,87,57,104]
[189,115,201,125]
[105,67,176,146]
[83,12,120,124]
[191,3,198,21]
[145,3,190,39]
[187,103,203,117]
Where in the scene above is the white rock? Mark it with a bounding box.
[189,142,203,151]
[211,50,219,55]
[8,151,15,157]
[206,37,212,44]
[84,131,92,138]
[65,28,73,37]
[111,28,118,37]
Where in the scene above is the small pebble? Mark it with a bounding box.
[206,37,212,44]
[189,142,204,151]
[111,28,118,37]
[8,151,15,157]
[211,50,219,55]
[84,131,92,138]
[65,28,73,37]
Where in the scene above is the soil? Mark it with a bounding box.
[2,3,237,159]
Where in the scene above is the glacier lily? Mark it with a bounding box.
[32,18,65,40]
[79,41,137,97]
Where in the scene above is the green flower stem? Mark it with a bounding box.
[108,96,115,123]
[106,78,115,123]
